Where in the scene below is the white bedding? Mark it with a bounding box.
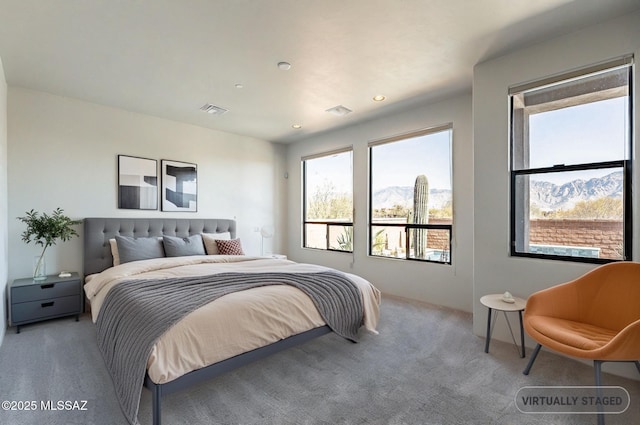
[84,255,381,384]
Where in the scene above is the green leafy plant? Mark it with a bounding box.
[370,228,387,255]
[334,226,353,251]
[18,208,81,279]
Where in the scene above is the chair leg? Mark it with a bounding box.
[594,360,604,425]
[523,344,542,375]
[594,360,603,386]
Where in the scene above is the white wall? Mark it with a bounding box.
[286,93,473,312]
[7,88,286,281]
[0,58,8,345]
[473,12,640,377]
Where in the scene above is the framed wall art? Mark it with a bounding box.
[161,159,197,212]
[118,155,158,210]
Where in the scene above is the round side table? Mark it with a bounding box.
[480,294,527,358]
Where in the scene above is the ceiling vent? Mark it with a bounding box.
[200,103,229,115]
[325,105,352,116]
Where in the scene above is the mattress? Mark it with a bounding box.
[84,255,381,384]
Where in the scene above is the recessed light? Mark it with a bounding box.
[277,61,292,71]
[235,83,244,89]
[373,95,386,101]
[292,124,302,129]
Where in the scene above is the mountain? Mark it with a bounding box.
[373,186,451,210]
[372,171,623,211]
[529,171,623,210]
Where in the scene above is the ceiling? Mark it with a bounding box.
[1,0,639,144]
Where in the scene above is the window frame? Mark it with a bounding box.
[508,58,633,264]
[368,124,453,265]
[302,147,354,253]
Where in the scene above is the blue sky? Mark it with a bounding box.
[306,94,627,194]
[305,151,353,195]
[528,96,628,184]
[305,129,453,195]
[371,130,452,191]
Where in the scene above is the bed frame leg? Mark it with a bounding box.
[152,383,162,425]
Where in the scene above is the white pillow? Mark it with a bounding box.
[109,238,121,266]
[201,232,231,255]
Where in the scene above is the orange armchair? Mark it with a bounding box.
[523,262,640,383]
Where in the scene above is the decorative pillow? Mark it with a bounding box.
[215,238,245,255]
[115,235,165,264]
[201,232,231,255]
[163,234,206,257]
[109,238,121,266]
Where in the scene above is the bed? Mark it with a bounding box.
[82,218,380,425]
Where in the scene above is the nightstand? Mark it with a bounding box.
[9,273,83,333]
[480,294,527,358]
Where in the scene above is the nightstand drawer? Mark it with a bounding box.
[11,279,80,303]
[11,295,81,323]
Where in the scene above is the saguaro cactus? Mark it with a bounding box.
[413,174,429,258]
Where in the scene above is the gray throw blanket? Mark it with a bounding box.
[96,271,364,425]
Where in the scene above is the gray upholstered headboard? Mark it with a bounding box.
[83,218,237,276]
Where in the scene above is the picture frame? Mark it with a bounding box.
[161,159,198,212]
[117,155,158,210]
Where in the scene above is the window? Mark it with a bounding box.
[510,57,633,263]
[302,149,353,251]
[369,125,453,264]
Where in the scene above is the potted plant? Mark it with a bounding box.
[18,208,81,280]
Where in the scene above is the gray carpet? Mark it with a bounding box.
[0,295,638,425]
